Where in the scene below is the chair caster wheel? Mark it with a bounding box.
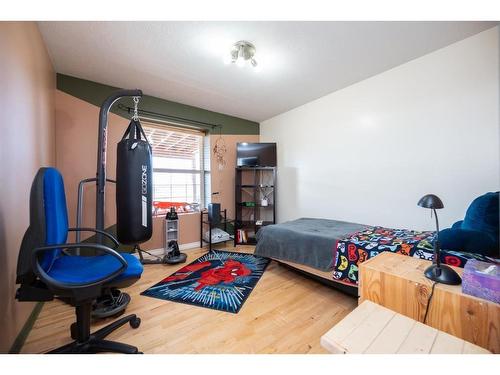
[130,317,141,329]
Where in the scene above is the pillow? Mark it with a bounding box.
[462,192,499,236]
[439,227,498,257]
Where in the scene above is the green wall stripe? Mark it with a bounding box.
[9,302,44,354]
[57,74,259,135]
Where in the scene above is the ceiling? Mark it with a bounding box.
[38,21,496,122]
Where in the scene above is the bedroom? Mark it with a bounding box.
[0,0,498,372]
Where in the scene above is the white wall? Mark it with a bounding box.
[261,27,499,231]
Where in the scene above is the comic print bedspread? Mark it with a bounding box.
[332,226,496,286]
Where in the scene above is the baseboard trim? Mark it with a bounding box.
[9,301,44,354]
[180,241,202,251]
[133,241,201,259]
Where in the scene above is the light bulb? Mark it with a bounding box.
[235,46,246,67]
[236,57,246,67]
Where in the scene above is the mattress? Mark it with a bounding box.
[254,218,367,272]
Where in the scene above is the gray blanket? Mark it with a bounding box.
[255,218,367,271]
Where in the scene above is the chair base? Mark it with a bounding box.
[49,314,142,354]
[92,290,130,319]
[59,290,131,320]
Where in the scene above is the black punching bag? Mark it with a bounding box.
[116,119,153,244]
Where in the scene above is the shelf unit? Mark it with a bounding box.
[234,166,276,246]
[164,216,179,251]
[200,209,234,250]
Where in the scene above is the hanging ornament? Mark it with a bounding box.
[213,129,227,171]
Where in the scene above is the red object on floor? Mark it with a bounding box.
[195,260,251,291]
[142,250,270,313]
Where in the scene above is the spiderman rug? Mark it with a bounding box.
[141,250,270,313]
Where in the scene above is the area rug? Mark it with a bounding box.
[141,250,270,313]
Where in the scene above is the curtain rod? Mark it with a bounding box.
[138,115,210,134]
[117,103,221,131]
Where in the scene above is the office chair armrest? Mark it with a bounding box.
[31,243,128,290]
[68,227,120,249]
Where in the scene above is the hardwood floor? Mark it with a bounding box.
[21,246,357,354]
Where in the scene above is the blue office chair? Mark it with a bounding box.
[16,167,144,354]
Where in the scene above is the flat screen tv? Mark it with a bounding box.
[236,142,276,167]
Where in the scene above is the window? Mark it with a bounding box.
[142,122,210,214]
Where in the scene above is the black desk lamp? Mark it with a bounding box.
[418,194,461,285]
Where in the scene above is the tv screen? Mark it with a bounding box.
[236,143,276,167]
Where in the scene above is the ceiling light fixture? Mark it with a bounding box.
[225,40,259,70]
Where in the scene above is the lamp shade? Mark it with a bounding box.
[418,194,444,209]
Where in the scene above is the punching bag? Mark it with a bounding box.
[116,119,153,244]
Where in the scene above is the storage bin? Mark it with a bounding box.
[462,259,499,304]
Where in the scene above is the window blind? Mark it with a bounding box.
[142,123,204,161]
[141,121,209,210]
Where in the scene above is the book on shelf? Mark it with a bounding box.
[236,229,250,244]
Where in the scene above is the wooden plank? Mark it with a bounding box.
[462,341,491,354]
[321,300,379,353]
[364,313,415,353]
[358,261,384,305]
[430,331,465,354]
[271,258,335,281]
[485,304,500,353]
[397,321,438,354]
[322,297,492,354]
[340,304,395,353]
[359,252,500,353]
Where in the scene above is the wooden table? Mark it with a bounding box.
[359,252,499,353]
[321,300,490,354]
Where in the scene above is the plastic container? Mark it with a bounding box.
[462,259,499,304]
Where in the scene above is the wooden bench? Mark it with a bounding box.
[359,252,499,353]
[321,300,491,354]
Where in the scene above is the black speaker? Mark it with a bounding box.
[207,203,221,225]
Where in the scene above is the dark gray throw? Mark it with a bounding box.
[255,218,367,271]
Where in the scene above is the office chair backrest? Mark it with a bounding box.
[208,203,221,225]
[42,168,69,267]
[17,168,68,283]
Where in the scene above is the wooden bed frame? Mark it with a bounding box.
[271,258,358,297]
[231,245,359,296]
[232,245,358,297]
[273,258,333,279]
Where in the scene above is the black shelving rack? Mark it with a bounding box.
[200,209,234,251]
[234,166,276,246]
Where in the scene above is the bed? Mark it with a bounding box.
[255,217,495,291]
[254,218,366,272]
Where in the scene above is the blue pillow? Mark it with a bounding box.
[462,192,499,237]
[439,228,497,257]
